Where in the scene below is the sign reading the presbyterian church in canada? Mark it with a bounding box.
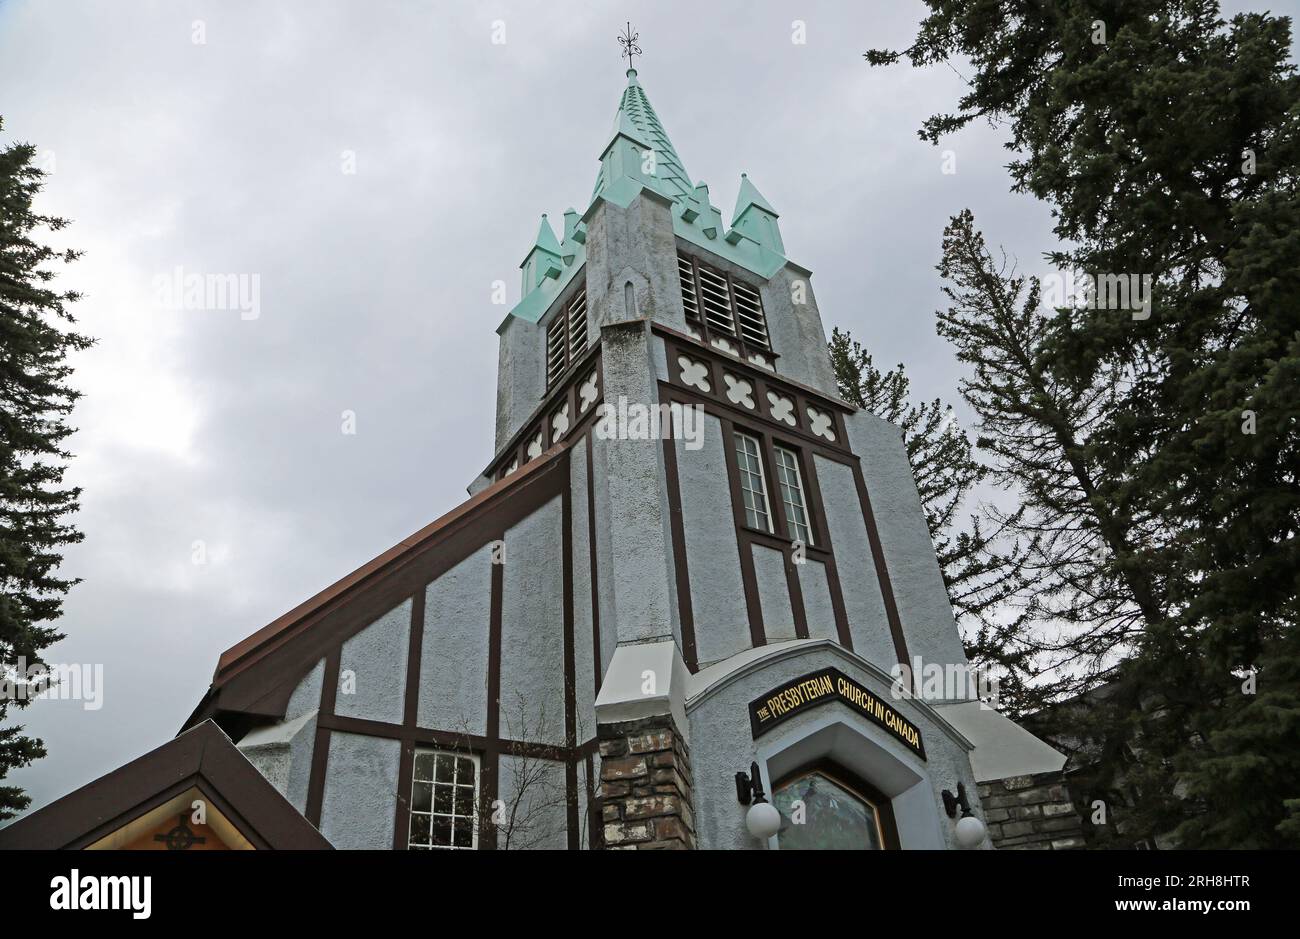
[748,668,926,760]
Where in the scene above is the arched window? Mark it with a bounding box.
[771,762,899,850]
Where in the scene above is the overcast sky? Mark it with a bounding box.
[1,0,1287,816]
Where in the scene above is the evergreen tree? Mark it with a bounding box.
[827,327,1039,713]
[871,1,1300,845]
[0,119,92,819]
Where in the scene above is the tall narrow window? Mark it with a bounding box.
[734,431,772,532]
[545,288,588,387]
[773,445,813,545]
[408,750,479,850]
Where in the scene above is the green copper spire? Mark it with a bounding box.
[730,173,785,255]
[732,173,778,222]
[591,69,693,206]
[506,64,798,327]
[519,213,563,295]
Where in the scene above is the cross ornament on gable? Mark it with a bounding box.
[618,22,642,66]
[154,812,207,850]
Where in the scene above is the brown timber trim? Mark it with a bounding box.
[585,428,602,691]
[719,414,767,648]
[851,461,911,668]
[661,434,698,671]
[653,323,848,421]
[192,445,571,729]
[585,752,598,849]
[0,720,332,851]
[317,713,576,761]
[483,548,504,850]
[755,428,810,641]
[562,484,579,850]
[801,453,854,650]
[785,548,810,640]
[662,381,861,653]
[487,341,602,481]
[392,586,426,849]
[304,647,339,829]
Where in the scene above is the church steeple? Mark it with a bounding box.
[506,61,794,327]
[591,69,694,207]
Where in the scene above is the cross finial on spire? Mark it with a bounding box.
[618,22,641,67]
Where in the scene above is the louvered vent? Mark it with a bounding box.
[567,289,588,361]
[546,319,567,387]
[677,252,771,353]
[678,255,699,320]
[546,287,589,388]
[731,280,769,350]
[696,264,735,337]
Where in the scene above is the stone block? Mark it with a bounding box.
[600,755,647,781]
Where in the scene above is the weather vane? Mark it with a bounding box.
[618,22,642,66]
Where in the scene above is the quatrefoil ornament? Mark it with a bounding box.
[578,371,599,413]
[552,402,570,442]
[526,431,543,461]
[808,407,836,441]
[678,355,711,392]
[724,373,755,409]
[767,391,796,426]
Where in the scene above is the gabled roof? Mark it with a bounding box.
[186,442,572,728]
[0,720,331,850]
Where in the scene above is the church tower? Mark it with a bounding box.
[470,63,1076,849]
[2,54,1082,853]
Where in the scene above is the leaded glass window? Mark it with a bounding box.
[773,445,813,545]
[772,770,884,850]
[734,431,772,532]
[408,750,479,850]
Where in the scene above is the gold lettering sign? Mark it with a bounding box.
[747,667,926,760]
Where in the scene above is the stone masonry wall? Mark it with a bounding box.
[979,769,1086,850]
[596,716,695,849]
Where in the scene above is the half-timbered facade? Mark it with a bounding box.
[2,65,1079,852]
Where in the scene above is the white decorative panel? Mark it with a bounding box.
[767,391,796,426]
[552,402,570,442]
[807,407,836,441]
[578,370,599,413]
[678,355,711,392]
[723,373,755,409]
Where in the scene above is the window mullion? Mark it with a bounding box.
[760,435,790,541]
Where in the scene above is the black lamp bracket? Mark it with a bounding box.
[941,781,974,818]
[735,761,768,806]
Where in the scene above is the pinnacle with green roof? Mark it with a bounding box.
[507,67,791,324]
